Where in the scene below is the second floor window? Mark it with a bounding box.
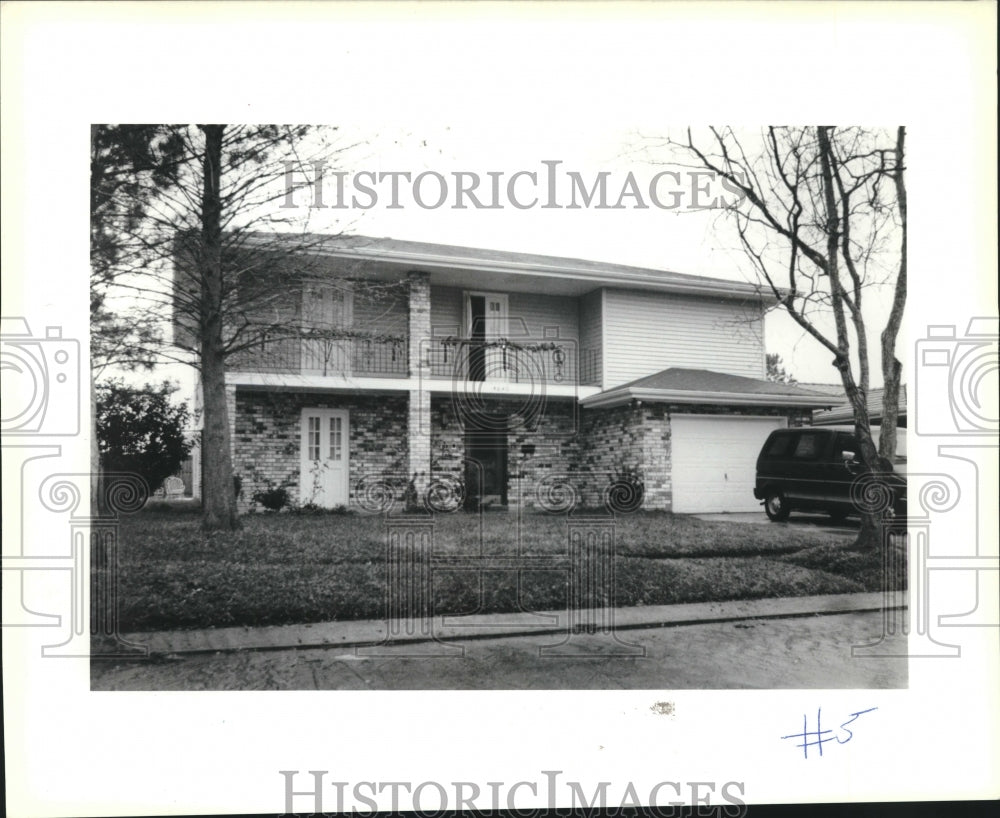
[303,283,351,330]
[302,283,353,375]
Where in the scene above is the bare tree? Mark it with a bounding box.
[673,126,906,549]
[92,124,405,530]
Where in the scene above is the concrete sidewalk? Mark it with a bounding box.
[123,591,902,656]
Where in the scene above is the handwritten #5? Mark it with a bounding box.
[781,707,878,759]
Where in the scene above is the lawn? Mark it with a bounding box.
[109,507,902,632]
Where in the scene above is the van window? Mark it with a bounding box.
[792,432,825,459]
[764,433,794,457]
[834,433,857,460]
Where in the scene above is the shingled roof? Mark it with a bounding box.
[812,384,908,425]
[581,367,837,409]
[239,232,778,301]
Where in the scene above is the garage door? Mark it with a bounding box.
[671,415,787,513]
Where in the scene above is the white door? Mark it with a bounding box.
[671,415,786,513]
[483,295,508,379]
[466,292,509,381]
[300,409,349,507]
[302,284,352,375]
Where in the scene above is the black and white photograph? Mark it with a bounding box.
[84,123,912,692]
[3,2,997,816]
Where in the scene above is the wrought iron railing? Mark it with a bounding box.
[229,334,409,378]
[428,338,601,386]
[228,333,600,385]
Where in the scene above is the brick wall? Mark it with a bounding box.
[233,390,407,509]
[408,272,432,495]
[233,386,813,513]
[429,397,465,480]
[429,395,580,509]
[577,403,654,508]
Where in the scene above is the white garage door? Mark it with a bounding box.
[671,415,787,513]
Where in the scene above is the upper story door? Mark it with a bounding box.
[466,292,508,381]
[302,283,352,375]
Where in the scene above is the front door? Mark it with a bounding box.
[300,408,349,507]
[465,432,508,509]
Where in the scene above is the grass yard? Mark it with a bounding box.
[110,507,902,632]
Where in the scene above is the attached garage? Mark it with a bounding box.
[580,367,837,512]
[670,415,786,513]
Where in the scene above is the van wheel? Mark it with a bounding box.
[764,492,790,522]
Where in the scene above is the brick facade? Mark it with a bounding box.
[232,390,407,509]
[428,395,580,509]
[578,403,648,507]
[407,272,432,496]
[230,387,812,513]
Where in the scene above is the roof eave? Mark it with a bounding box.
[336,249,772,300]
[581,386,836,410]
[240,235,776,301]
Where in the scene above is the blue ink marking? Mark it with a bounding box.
[781,707,878,759]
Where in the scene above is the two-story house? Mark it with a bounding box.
[176,234,834,513]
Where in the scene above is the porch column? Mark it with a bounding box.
[638,404,671,510]
[407,272,432,498]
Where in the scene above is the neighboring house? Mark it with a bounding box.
[811,384,908,428]
[176,235,834,514]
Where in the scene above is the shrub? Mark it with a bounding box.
[253,486,290,512]
[96,379,191,496]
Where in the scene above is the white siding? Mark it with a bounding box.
[352,285,407,335]
[578,289,603,385]
[431,287,579,341]
[603,289,765,386]
[430,286,463,336]
[508,292,579,342]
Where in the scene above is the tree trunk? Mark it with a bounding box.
[91,376,103,515]
[818,127,884,552]
[198,125,238,531]
[845,378,885,551]
[879,127,908,463]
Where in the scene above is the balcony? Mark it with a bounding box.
[227,332,601,386]
[428,338,600,386]
[229,334,409,378]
